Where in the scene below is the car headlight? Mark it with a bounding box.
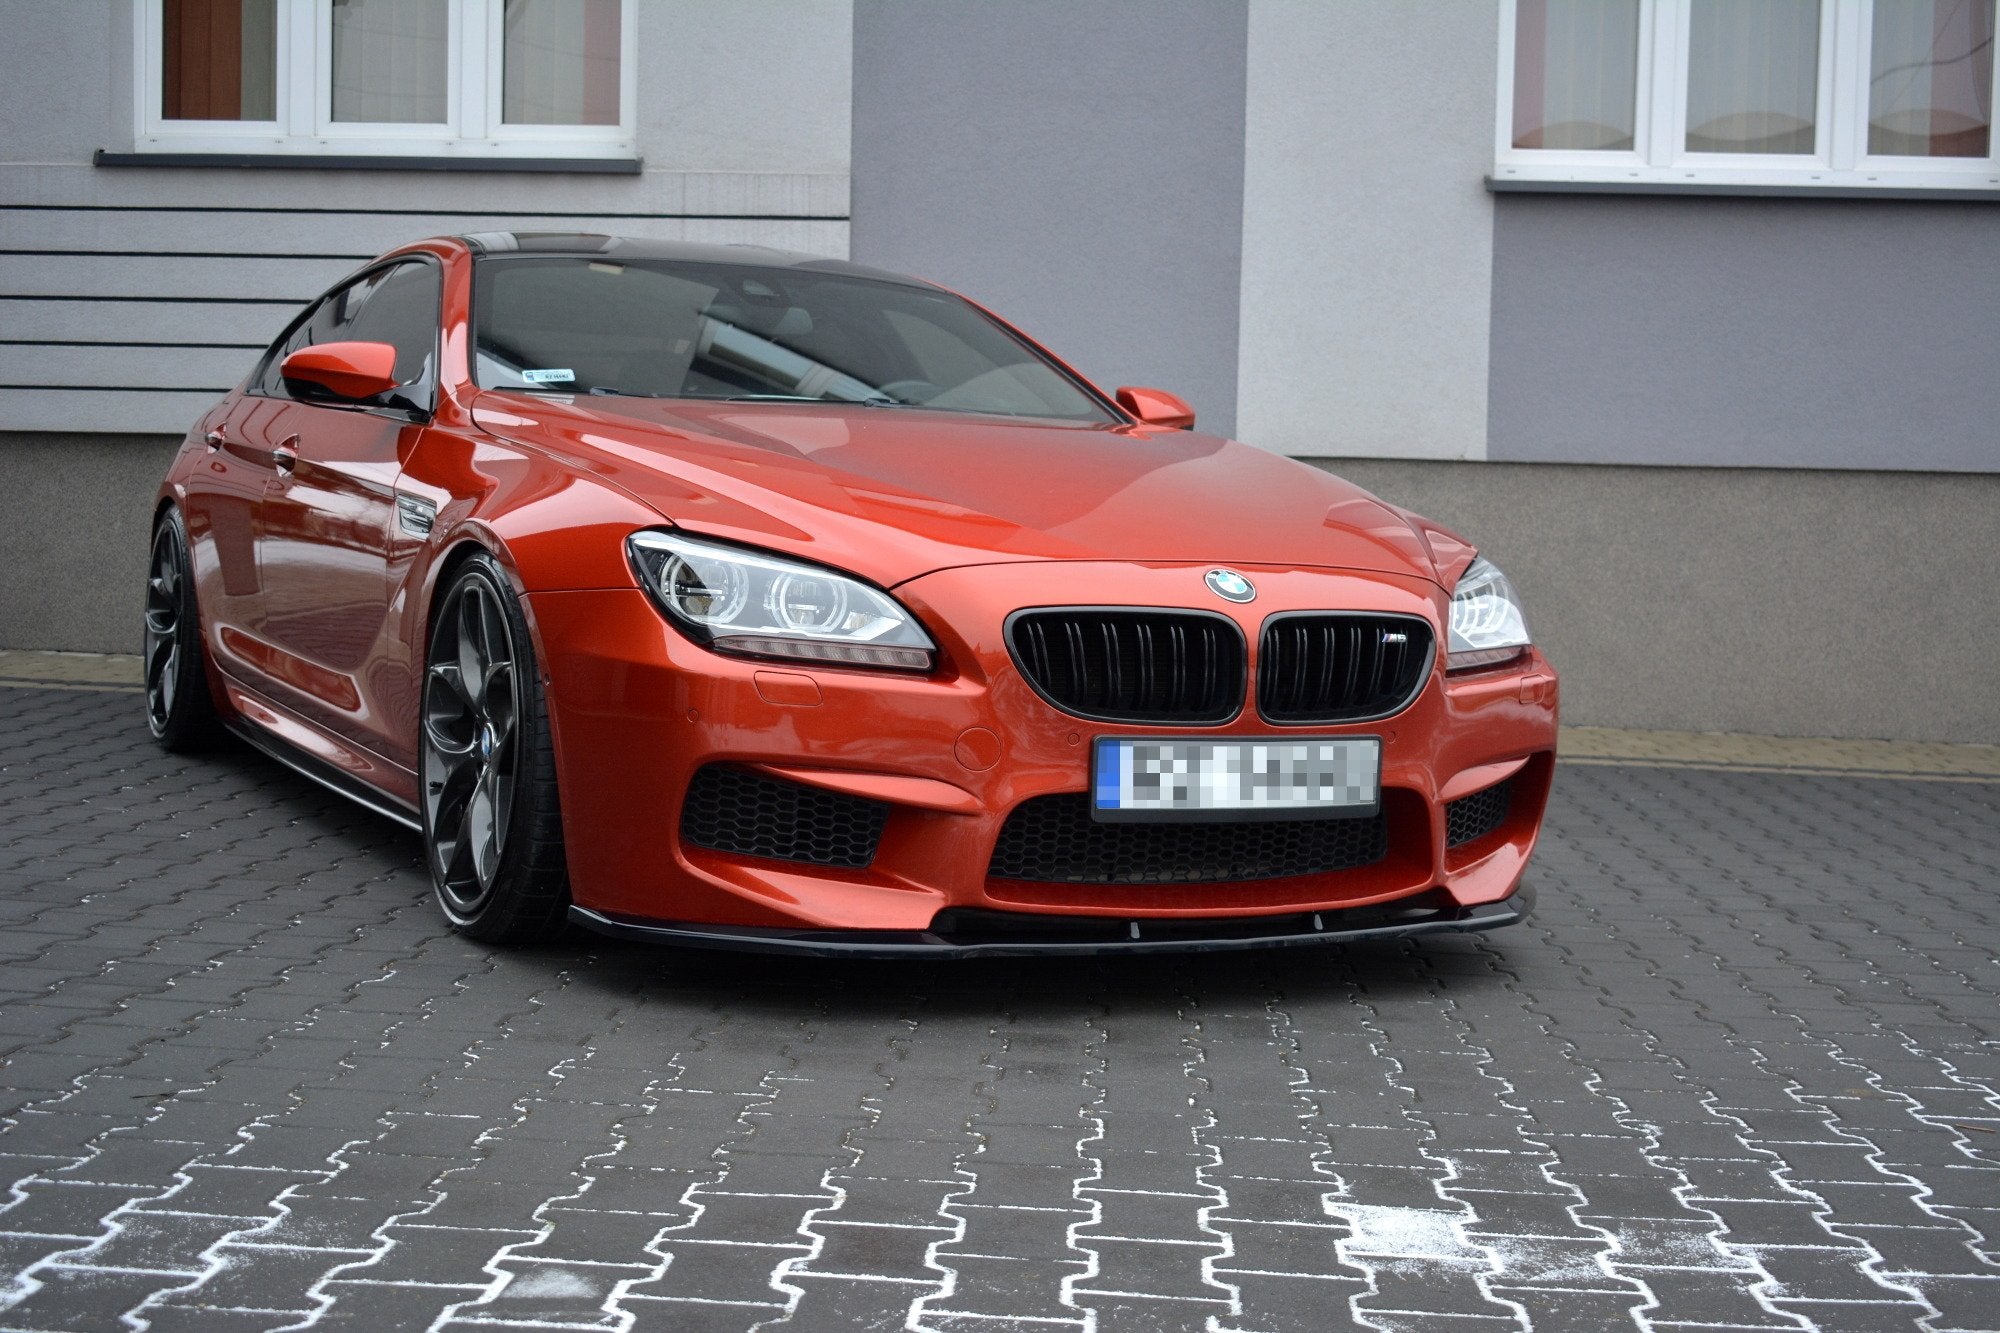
[627,531,937,671]
[1447,556,1530,671]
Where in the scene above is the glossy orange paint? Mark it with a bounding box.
[1115,385,1198,429]
[279,340,401,400]
[160,235,1559,946]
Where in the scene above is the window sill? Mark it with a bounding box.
[94,149,642,175]
[1486,174,1999,202]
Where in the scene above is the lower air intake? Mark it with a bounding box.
[989,794,1388,885]
[1445,777,1513,848]
[680,765,889,869]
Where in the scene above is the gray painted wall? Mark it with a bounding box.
[851,0,1247,435]
[1236,1,1498,460]
[1489,195,2000,472]
[0,435,179,656]
[1323,457,2000,744]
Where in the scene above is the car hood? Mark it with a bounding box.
[469,393,1446,588]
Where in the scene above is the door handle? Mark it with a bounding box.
[264,433,302,475]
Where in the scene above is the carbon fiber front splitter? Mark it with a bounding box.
[568,885,1533,959]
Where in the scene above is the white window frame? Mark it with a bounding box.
[133,0,637,160]
[1495,0,2000,192]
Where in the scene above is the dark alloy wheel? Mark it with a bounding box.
[420,555,570,942]
[144,509,224,751]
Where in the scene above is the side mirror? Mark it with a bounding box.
[281,341,401,401]
[1116,385,1196,430]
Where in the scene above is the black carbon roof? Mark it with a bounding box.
[454,231,934,288]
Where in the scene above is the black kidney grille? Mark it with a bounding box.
[680,765,889,869]
[989,794,1388,885]
[1258,615,1434,723]
[1008,610,1243,724]
[1445,777,1513,848]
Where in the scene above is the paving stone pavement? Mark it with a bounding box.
[1,678,1997,1333]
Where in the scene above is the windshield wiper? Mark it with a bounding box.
[720,393,904,407]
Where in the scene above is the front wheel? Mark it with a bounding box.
[420,554,570,944]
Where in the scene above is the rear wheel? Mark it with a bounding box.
[420,554,570,944]
[144,509,226,751]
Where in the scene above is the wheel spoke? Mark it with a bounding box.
[456,591,487,703]
[427,752,479,878]
[158,643,178,712]
[430,660,478,710]
[483,662,515,747]
[423,663,478,753]
[445,792,479,887]
[467,764,498,887]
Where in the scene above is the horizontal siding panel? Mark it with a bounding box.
[1,182,851,433]
[2,210,850,261]
[0,344,255,393]
[1,163,851,222]
[0,253,359,303]
[0,388,215,435]
[0,299,294,346]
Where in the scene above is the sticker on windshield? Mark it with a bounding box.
[520,368,576,384]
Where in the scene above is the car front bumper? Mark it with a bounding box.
[527,561,1560,946]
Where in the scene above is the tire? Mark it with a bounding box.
[144,508,227,752]
[419,552,571,944]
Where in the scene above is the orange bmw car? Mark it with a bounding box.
[148,233,1556,955]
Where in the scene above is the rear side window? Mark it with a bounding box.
[254,260,442,411]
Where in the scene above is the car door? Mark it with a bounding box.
[184,281,352,695]
[239,259,443,764]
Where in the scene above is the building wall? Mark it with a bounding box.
[850,0,1248,435]
[1489,195,2000,471]
[1235,1,1499,460]
[0,435,179,656]
[0,0,855,435]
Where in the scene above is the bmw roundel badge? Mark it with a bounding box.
[1204,568,1256,603]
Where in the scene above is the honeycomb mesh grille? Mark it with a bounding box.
[1258,614,1434,723]
[1445,777,1513,849]
[1008,610,1244,724]
[680,765,889,869]
[989,795,1388,885]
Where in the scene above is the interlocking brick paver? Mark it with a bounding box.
[2,681,1998,1330]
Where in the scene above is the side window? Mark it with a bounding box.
[253,294,343,398]
[253,261,442,411]
[344,263,442,407]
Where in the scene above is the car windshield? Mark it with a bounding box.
[471,255,1116,423]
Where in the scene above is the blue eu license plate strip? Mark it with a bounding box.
[1091,736,1382,823]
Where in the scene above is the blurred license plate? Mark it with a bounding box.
[1091,736,1381,822]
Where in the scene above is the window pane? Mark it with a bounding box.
[162,0,276,121]
[331,0,448,124]
[1686,0,1821,154]
[1870,0,1994,157]
[1512,0,1641,150]
[343,263,442,399]
[503,0,622,126]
